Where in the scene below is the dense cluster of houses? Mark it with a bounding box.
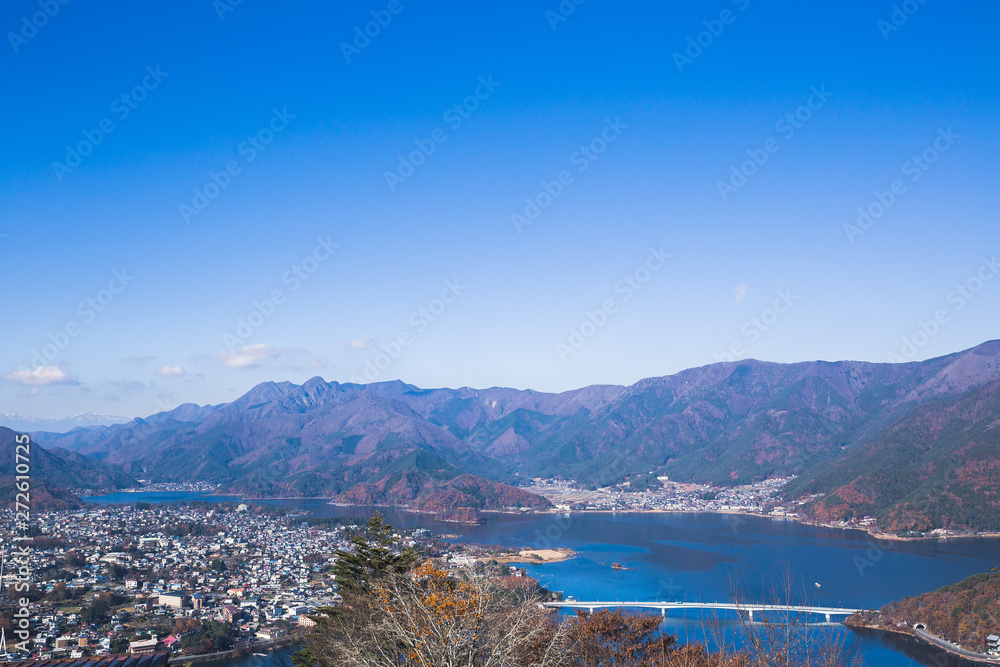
[530,476,794,514]
[0,503,378,660]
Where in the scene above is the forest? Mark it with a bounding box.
[848,571,1000,653]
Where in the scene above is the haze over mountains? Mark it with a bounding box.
[0,412,130,433]
[14,340,1000,531]
[0,427,137,510]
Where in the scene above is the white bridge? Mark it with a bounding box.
[543,601,863,623]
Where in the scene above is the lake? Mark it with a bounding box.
[85,494,1000,666]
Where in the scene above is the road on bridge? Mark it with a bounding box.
[543,601,862,622]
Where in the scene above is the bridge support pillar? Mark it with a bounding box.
[825,613,831,623]
[748,609,753,622]
[661,608,665,617]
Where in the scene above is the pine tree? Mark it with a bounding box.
[332,511,419,595]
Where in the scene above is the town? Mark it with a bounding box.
[523,476,817,517]
[1,474,993,664]
[0,498,558,662]
[0,502,465,661]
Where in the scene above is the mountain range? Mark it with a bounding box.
[19,340,1000,531]
[0,411,130,433]
[0,427,138,510]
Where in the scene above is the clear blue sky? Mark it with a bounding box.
[2,0,998,419]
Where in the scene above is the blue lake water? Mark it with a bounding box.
[85,493,1000,666]
[84,491,244,504]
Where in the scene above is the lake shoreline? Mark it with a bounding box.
[79,491,1000,667]
[847,622,1000,666]
[84,491,1000,542]
[486,507,1000,543]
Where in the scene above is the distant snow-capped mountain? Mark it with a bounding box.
[0,411,131,433]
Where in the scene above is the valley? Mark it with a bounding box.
[9,340,1000,535]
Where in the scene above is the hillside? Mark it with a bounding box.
[31,381,546,513]
[0,427,137,491]
[31,341,1000,524]
[791,380,1000,532]
[0,428,139,510]
[849,571,1000,654]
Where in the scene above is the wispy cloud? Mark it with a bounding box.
[735,283,750,304]
[206,344,283,368]
[4,366,76,386]
[107,379,147,393]
[122,355,158,364]
[155,366,186,376]
[346,335,372,350]
[279,357,328,372]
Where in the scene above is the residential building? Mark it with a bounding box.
[129,638,161,654]
[159,593,186,609]
[222,603,240,623]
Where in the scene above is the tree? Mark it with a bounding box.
[566,609,676,666]
[308,561,568,667]
[332,511,419,596]
[180,620,237,654]
[63,550,86,567]
[46,582,70,602]
[302,514,856,667]
[80,590,130,624]
[298,513,420,667]
[724,567,862,667]
[81,595,112,624]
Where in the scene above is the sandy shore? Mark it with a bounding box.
[483,548,577,564]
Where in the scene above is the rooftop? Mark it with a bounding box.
[3,653,168,667]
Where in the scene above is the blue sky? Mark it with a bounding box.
[1,0,998,419]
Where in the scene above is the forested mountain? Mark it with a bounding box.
[0,428,138,510]
[30,341,1000,527]
[791,379,1000,532]
[850,571,1000,653]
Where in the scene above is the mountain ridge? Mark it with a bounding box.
[0,411,130,433]
[31,340,1000,528]
[0,427,139,510]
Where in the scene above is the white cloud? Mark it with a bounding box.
[155,366,186,377]
[346,335,372,350]
[211,344,282,368]
[4,366,75,386]
[735,283,750,304]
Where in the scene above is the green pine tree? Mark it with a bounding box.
[332,511,419,595]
